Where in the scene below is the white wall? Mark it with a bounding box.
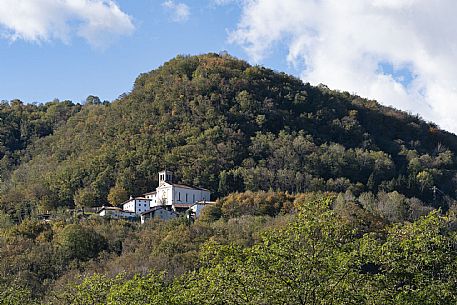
[173,187,210,204]
[140,208,177,224]
[123,200,135,212]
[135,199,150,214]
[190,204,206,218]
[145,193,157,205]
[123,198,151,214]
[99,209,135,219]
[152,183,211,207]
[153,185,173,207]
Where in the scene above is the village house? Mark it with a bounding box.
[121,196,151,214]
[97,206,136,219]
[140,206,178,224]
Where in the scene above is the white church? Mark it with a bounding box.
[144,170,210,211]
[107,170,211,218]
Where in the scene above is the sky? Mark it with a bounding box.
[1,0,457,134]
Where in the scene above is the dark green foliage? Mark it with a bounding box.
[0,99,79,173]
[2,54,457,302]
[1,54,457,214]
[56,224,108,261]
[1,191,457,303]
[0,281,36,305]
[49,196,457,305]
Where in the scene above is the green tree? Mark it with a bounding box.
[190,197,363,305]
[107,273,171,305]
[74,186,99,208]
[416,170,433,192]
[107,184,129,206]
[56,224,108,261]
[0,282,36,305]
[360,211,457,304]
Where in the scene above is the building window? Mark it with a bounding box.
[186,193,188,202]
[193,194,195,202]
[178,192,181,201]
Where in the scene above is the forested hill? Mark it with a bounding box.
[0,100,81,179]
[2,53,457,216]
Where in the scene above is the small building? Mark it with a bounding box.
[97,206,136,219]
[140,206,178,224]
[121,196,152,215]
[189,201,216,219]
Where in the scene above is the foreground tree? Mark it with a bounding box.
[360,211,457,304]
[187,197,364,305]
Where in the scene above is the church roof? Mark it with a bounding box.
[158,182,210,192]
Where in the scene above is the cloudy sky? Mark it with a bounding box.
[1,0,457,133]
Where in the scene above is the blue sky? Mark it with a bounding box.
[0,0,294,104]
[1,0,457,133]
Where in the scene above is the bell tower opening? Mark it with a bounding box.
[159,170,173,184]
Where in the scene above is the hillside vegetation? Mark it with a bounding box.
[1,53,457,218]
[2,54,457,304]
[1,193,457,304]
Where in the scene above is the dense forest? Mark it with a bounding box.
[1,53,457,218]
[1,191,457,304]
[1,53,457,303]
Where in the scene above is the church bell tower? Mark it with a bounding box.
[158,170,173,184]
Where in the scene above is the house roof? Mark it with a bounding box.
[140,206,176,216]
[119,197,152,207]
[173,203,194,208]
[97,206,122,213]
[174,201,216,211]
[191,200,216,207]
[143,191,157,196]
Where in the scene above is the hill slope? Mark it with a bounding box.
[1,53,457,215]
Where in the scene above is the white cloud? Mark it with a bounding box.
[229,0,457,134]
[0,0,134,48]
[162,1,190,22]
